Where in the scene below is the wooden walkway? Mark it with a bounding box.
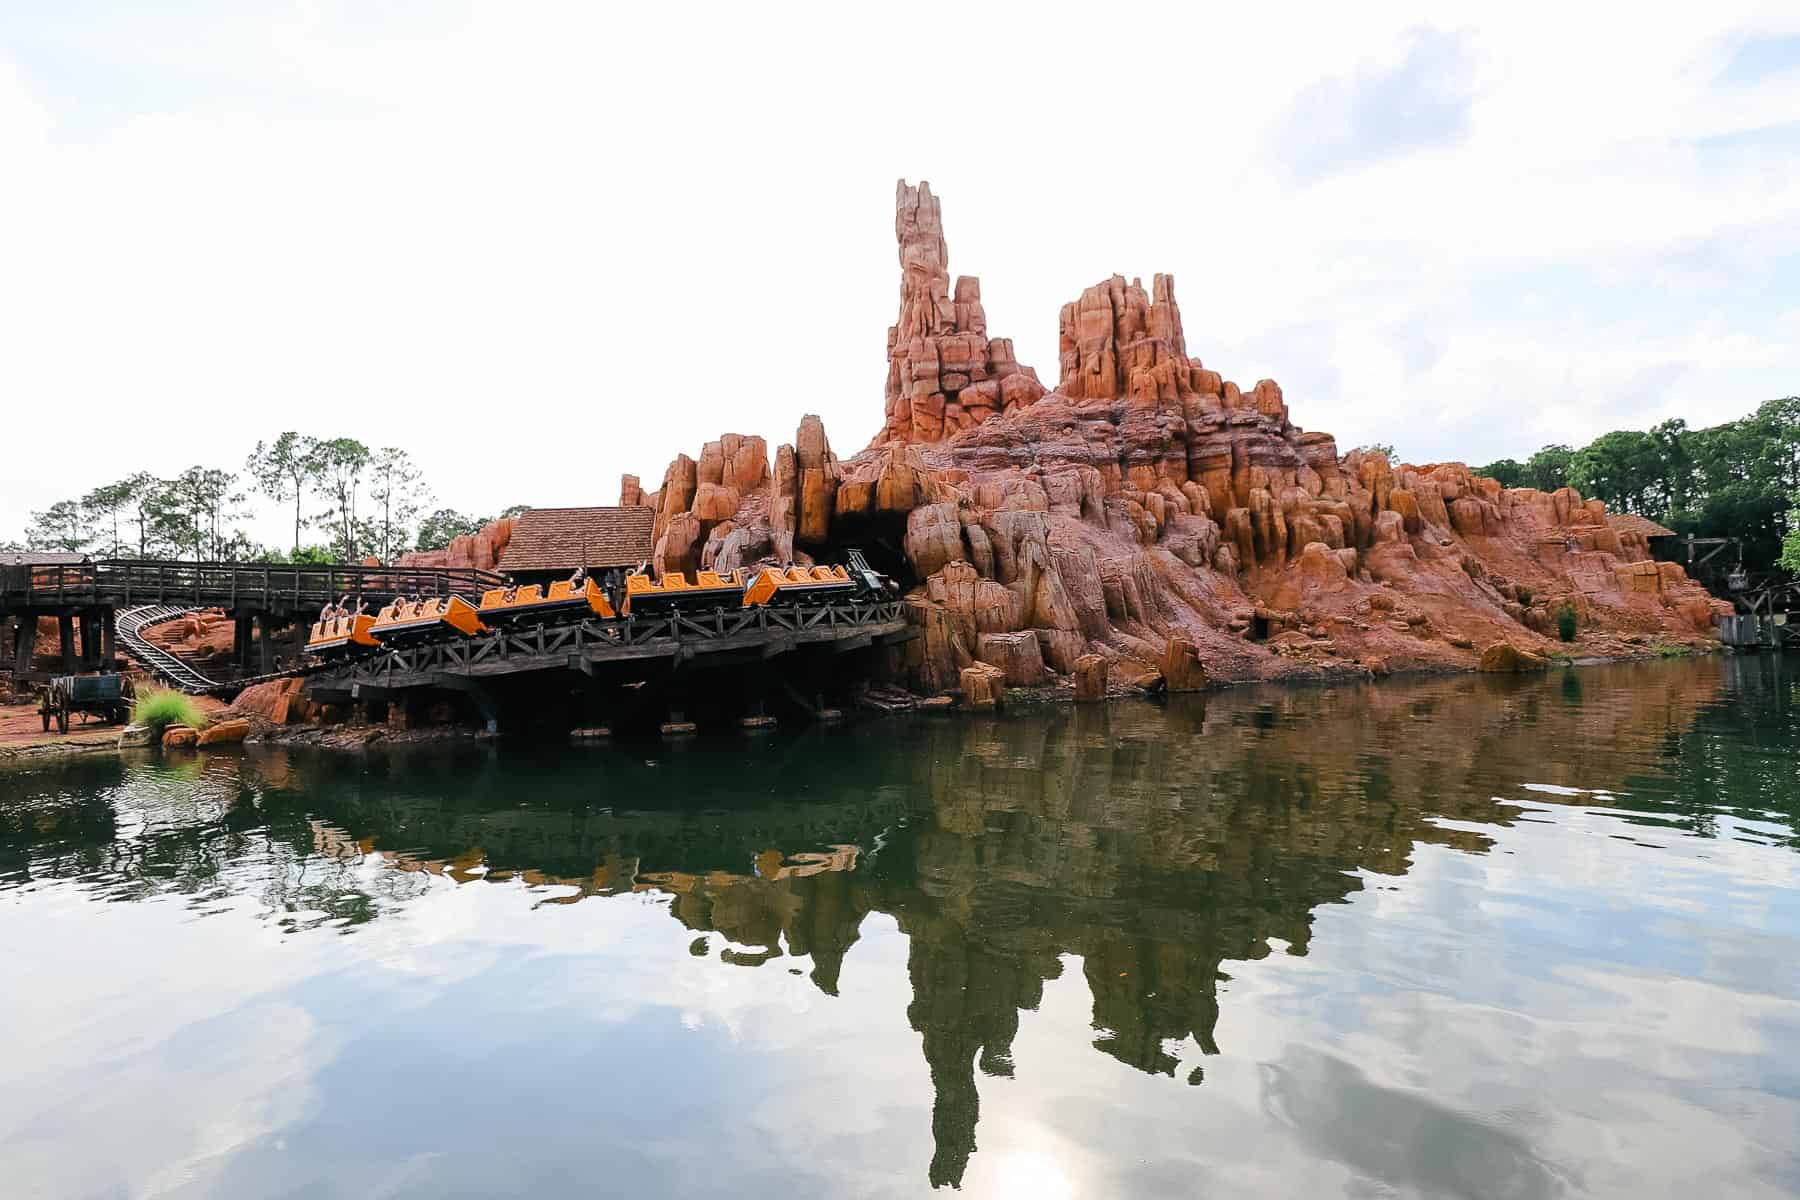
[0,559,504,618]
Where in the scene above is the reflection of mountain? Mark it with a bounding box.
[0,657,1775,1189]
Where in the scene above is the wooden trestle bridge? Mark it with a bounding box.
[2,557,913,730]
[310,600,909,695]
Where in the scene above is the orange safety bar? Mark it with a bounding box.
[477,580,616,621]
[371,594,486,639]
[307,612,378,650]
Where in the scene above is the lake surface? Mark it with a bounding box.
[3,658,1799,1198]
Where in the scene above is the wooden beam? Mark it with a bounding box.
[14,617,36,676]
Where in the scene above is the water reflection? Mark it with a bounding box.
[3,655,1797,1194]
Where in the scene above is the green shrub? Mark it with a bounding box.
[1556,605,1579,642]
[1654,643,1686,659]
[131,687,209,735]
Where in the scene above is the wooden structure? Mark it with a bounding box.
[1,552,113,680]
[0,557,503,681]
[306,597,912,728]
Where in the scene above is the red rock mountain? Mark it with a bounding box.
[435,181,1729,691]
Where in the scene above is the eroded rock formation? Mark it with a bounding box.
[877,181,1046,445]
[567,180,1726,693]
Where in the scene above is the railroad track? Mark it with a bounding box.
[115,605,219,693]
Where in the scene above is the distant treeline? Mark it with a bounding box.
[5,433,526,565]
[1474,396,1800,575]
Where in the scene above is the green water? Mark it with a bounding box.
[3,658,1799,1198]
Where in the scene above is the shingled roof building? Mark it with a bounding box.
[1607,513,1678,540]
[496,507,655,581]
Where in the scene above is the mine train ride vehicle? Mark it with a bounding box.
[304,551,893,658]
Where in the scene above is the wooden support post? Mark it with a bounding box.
[255,612,274,674]
[232,616,249,668]
[58,615,76,675]
[79,613,99,670]
[100,609,115,670]
[15,617,37,676]
[290,618,307,668]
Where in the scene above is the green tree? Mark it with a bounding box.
[415,508,481,551]
[150,467,248,561]
[1781,494,1800,575]
[367,447,430,562]
[81,480,138,557]
[1525,445,1574,492]
[246,432,318,556]
[1355,443,1397,462]
[308,438,371,561]
[26,499,92,554]
[121,472,169,559]
[499,503,532,521]
[1474,458,1526,488]
[1570,429,1667,515]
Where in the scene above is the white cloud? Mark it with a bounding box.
[0,1,1796,545]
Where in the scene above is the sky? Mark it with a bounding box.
[1,1,1797,549]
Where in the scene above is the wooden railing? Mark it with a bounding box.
[1,560,506,611]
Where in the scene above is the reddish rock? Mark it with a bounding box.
[1074,653,1108,702]
[691,483,740,525]
[162,725,198,749]
[875,182,1045,446]
[959,661,1006,710]
[1160,636,1208,692]
[196,718,251,747]
[976,631,1046,686]
[1478,642,1549,673]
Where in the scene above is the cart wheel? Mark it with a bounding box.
[57,709,69,734]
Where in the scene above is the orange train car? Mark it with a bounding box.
[478,578,616,627]
[306,612,379,659]
[740,564,856,608]
[622,569,745,616]
[369,594,485,646]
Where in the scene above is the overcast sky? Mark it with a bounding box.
[2,2,1796,548]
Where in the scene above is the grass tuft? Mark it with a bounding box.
[131,687,209,734]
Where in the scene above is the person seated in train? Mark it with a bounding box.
[501,577,519,604]
[567,566,587,590]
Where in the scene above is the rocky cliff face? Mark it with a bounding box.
[581,181,1725,691]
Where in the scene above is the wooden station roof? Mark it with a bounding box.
[498,507,655,573]
[1608,513,1677,539]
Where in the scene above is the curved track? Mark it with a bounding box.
[115,605,218,693]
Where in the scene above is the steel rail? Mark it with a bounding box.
[114,605,219,693]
